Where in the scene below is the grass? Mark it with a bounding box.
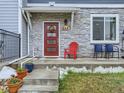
[58,71,124,93]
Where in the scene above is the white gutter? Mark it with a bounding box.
[22,7,80,12]
[27,24,30,56]
[21,10,32,56]
[26,11,32,30]
[9,55,29,64]
[20,58,32,68]
[8,56,32,69]
[18,0,23,57]
[21,10,28,22]
[0,56,29,68]
[27,3,124,8]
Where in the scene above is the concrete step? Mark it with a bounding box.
[18,69,59,93]
[18,85,58,93]
[24,79,58,86]
[33,62,124,70]
[24,69,59,85]
[24,69,58,80]
[11,58,124,70]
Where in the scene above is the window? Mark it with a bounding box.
[91,14,119,43]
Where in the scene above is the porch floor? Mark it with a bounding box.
[9,57,122,69]
[2,57,123,70]
[31,58,124,64]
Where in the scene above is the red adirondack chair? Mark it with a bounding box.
[64,42,79,59]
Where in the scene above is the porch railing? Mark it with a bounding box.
[0,29,20,62]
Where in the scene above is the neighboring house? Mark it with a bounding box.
[0,0,28,59]
[1,0,124,58]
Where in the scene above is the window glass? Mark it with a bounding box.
[105,17,116,40]
[47,47,56,52]
[47,40,56,44]
[47,33,56,37]
[93,17,104,40]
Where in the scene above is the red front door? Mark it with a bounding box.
[44,22,59,56]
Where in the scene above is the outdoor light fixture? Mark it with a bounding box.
[63,19,70,30]
[49,2,55,6]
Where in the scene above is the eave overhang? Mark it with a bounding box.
[22,6,80,13]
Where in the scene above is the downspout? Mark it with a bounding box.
[71,12,74,30]
[25,11,34,57]
[22,10,32,56]
[20,11,33,68]
[10,1,31,66]
[27,24,30,56]
[18,0,23,57]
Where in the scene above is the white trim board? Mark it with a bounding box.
[27,3,124,8]
[22,7,80,12]
[42,21,60,57]
[18,0,23,57]
[9,55,29,64]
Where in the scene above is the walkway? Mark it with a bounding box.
[18,69,59,93]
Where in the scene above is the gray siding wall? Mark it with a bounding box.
[0,0,29,57]
[22,0,27,7]
[30,9,124,57]
[22,16,28,56]
[0,0,18,33]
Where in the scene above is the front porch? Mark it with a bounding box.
[21,6,124,58]
[9,57,124,70]
[2,57,124,93]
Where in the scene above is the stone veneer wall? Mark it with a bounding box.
[29,9,124,57]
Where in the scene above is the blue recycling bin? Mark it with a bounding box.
[25,63,34,73]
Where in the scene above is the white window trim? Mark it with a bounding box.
[90,14,119,44]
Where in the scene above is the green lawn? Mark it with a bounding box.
[58,72,124,93]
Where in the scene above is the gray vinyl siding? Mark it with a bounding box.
[0,0,18,33]
[22,0,27,7]
[22,16,28,56]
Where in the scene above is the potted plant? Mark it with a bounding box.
[6,76,23,93]
[0,89,5,93]
[0,89,3,93]
[0,86,8,93]
[24,62,34,73]
[16,67,27,80]
[0,80,9,93]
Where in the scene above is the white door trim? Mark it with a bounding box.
[42,21,60,57]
